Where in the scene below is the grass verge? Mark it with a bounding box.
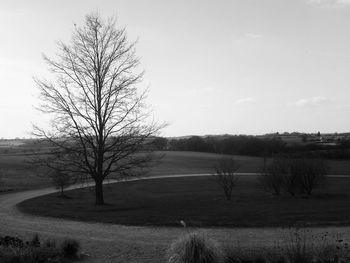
[18,176,350,227]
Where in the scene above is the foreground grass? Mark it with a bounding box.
[18,176,350,227]
[167,230,350,263]
[0,234,81,263]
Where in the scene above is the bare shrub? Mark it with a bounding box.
[213,157,239,201]
[284,228,313,263]
[60,238,80,259]
[289,158,328,195]
[259,157,286,196]
[0,170,4,191]
[51,170,76,197]
[223,245,279,263]
[0,234,64,263]
[281,167,299,197]
[43,239,56,248]
[282,228,349,263]
[29,234,40,247]
[261,157,328,197]
[313,232,349,263]
[167,233,223,263]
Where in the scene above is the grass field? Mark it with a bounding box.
[18,175,350,227]
[1,148,350,192]
[0,150,254,191]
[0,154,49,191]
[148,151,264,175]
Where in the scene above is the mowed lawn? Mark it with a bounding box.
[0,154,50,191]
[149,151,350,175]
[0,150,259,191]
[148,151,264,175]
[1,149,350,191]
[18,175,350,227]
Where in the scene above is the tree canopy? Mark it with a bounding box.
[35,13,163,205]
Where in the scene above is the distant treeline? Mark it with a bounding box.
[151,135,350,159]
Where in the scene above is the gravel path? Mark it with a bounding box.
[1,174,350,263]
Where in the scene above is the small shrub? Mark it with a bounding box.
[29,234,40,247]
[260,157,328,197]
[43,239,57,248]
[284,228,313,263]
[167,233,224,263]
[259,157,286,196]
[0,246,37,263]
[0,234,81,263]
[0,235,24,248]
[213,157,239,201]
[51,169,76,197]
[223,245,285,263]
[313,232,349,263]
[281,228,350,263]
[0,245,63,263]
[290,158,328,195]
[60,238,80,259]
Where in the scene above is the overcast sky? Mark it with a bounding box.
[1,0,350,138]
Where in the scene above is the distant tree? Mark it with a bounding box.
[281,163,299,197]
[260,156,328,197]
[213,157,239,201]
[151,137,168,150]
[290,158,328,195]
[186,136,209,152]
[0,169,4,191]
[300,134,308,143]
[51,170,76,197]
[34,13,164,205]
[259,157,285,196]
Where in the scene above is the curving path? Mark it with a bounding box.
[1,174,350,263]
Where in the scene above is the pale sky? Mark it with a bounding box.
[1,0,350,138]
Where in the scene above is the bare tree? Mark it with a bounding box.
[289,157,328,195]
[213,157,239,201]
[260,156,328,197]
[51,169,76,197]
[259,157,285,196]
[280,160,298,197]
[34,13,163,205]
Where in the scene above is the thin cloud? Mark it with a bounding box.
[308,0,350,6]
[290,96,333,107]
[233,33,262,46]
[234,97,256,104]
[245,33,262,39]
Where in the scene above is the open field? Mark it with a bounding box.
[1,148,350,192]
[0,150,267,192]
[0,150,253,191]
[18,175,350,227]
[148,151,264,175]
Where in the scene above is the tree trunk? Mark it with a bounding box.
[95,180,104,205]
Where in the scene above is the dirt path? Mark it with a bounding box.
[1,174,350,263]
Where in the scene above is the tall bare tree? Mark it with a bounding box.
[34,13,163,205]
[213,157,239,201]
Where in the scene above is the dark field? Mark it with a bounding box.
[1,146,350,192]
[0,150,259,191]
[0,149,270,192]
[18,175,350,227]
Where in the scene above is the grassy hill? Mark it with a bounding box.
[1,149,350,192]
